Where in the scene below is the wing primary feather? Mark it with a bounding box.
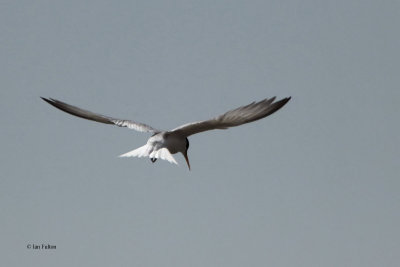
[171,97,291,137]
[41,97,159,133]
[41,97,113,124]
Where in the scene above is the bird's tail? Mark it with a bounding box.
[119,144,150,158]
[118,145,178,165]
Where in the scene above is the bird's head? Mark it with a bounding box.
[183,138,191,170]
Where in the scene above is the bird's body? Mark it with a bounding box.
[119,131,188,167]
[41,96,290,170]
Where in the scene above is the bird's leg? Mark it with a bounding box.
[150,158,157,163]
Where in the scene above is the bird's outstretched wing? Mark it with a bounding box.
[41,97,159,133]
[171,97,291,137]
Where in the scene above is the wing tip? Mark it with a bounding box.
[281,96,291,104]
[40,96,50,102]
[273,96,291,110]
[40,96,57,105]
[268,96,291,103]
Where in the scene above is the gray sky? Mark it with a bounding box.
[1,0,399,266]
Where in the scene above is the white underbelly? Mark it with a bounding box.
[147,132,185,154]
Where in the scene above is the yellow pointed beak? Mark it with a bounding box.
[183,151,191,170]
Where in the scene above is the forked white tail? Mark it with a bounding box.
[119,144,150,158]
[119,145,178,165]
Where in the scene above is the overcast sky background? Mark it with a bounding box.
[1,1,399,266]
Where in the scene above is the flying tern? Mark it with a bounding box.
[41,96,290,170]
